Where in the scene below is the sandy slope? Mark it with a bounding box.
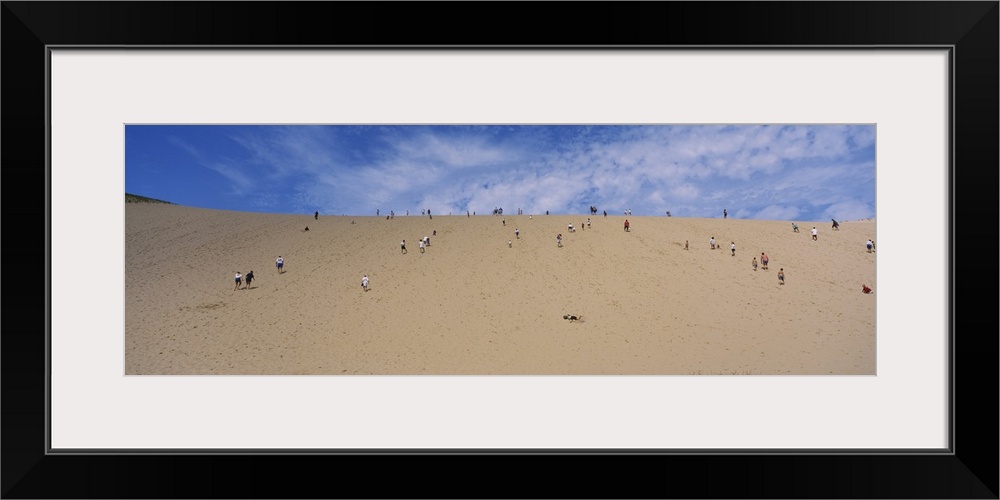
[125,204,876,375]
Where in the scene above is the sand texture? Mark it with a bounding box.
[125,204,876,375]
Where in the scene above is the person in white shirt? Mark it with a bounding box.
[419,239,425,253]
[361,275,369,291]
[811,227,818,241]
[275,256,284,273]
[234,272,242,291]
[730,242,736,256]
[710,237,716,250]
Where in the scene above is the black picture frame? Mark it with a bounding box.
[3,2,996,498]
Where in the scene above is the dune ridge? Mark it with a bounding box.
[125,204,876,375]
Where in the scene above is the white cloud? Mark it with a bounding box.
[822,199,875,222]
[183,125,875,220]
[754,204,802,221]
[669,184,700,201]
[204,162,253,193]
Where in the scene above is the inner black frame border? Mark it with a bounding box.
[3,2,996,498]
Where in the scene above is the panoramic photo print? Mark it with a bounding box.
[124,124,876,375]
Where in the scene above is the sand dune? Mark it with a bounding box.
[125,204,876,375]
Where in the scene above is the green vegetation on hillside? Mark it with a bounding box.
[125,193,174,204]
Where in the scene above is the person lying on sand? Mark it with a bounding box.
[563,314,583,322]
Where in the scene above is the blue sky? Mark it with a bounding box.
[125,125,875,221]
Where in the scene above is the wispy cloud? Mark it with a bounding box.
[130,125,875,221]
[167,135,253,194]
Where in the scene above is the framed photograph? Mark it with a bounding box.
[119,121,879,379]
[5,2,996,498]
